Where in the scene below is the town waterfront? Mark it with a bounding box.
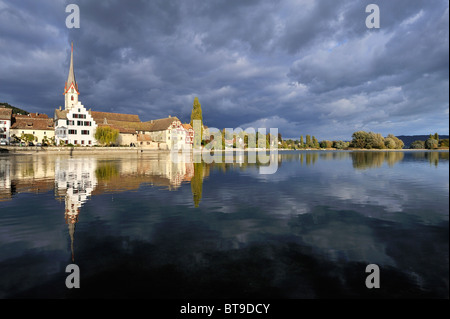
[0,150,448,298]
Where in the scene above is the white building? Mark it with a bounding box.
[145,116,193,150]
[0,107,12,144]
[54,43,97,146]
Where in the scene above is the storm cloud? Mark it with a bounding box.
[0,0,448,140]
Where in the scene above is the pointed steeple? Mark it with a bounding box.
[64,42,79,94]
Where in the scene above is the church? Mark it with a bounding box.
[54,43,98,146]
[54,43,194,150]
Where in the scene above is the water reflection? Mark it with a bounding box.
[0,150,448,298]
[351,151,405,170]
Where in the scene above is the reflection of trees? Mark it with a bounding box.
[95,162,120,181]
[191,162,204,208]
[351,151,404,170]
[411,151,448,167]
[299,152,319,166]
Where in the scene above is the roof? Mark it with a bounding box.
[54,109,69,120]
[98,123,136,134]
[0,107,12,120]
[91,111,141,123]
[64,42,78,94]
[182,123,193,130]
[145,117,180,132]
[10,118,54,130]
[105,120,153,131]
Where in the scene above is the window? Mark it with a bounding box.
[44,132,46,135]
[71,96,74,101]
[74,140,77,145]
[78,109,80,112]
[84,121,91,126]
[65,140,68,144]
[81,140,85,145]
[81,130,89,135]
[73,114,78,119]
[89,140,91,145]
[68,129,77,135]
[77,121,83,126]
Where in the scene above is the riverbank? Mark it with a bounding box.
[1,145,448,155]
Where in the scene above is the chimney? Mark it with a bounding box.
[59,106,62,111]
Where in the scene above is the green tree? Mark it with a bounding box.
[320,140,333,148]
[350,131,369,148]
[386,134,404,149]
[312,136,319,148]
[366,132,385,149]
[410,140,425,149]
[333,140,349,149]
[425,138,439,149]
[20,133,35,143]
[190,97,203,149]
[439,139,449,148]
[434,133,439,142]
[300,135,304,147]
[95,126,119,146]
[305,135,311,147]
[384,137,396,149]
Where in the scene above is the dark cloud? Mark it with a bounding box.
[0,0,448,140]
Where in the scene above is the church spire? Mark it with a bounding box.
[65,42,78,94]
[64,42,79,110]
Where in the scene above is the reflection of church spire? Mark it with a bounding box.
[65,199,79,262]
[69,222,75,262]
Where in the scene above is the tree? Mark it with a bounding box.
[350,131,368,148]
[320,140,333,148]
[386,134,404,149]
[333,140,349,149]
[95,126,119,146]
[20,133,35,143]
[384,137,396,149]
[366,132,385,149]
[410,140,425,149]
[434,133,439,142]
[300,135,304,147]
[425,138,438,149]
[312,136,320,148]
[190,97,203,149]
[305,135,311,147]
[440,139,449,148]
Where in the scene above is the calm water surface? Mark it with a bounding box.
[0,150,448,298]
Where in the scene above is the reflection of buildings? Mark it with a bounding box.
[0,153,207,259]
[55,158,98,261]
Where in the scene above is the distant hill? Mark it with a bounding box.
[0,102,29,115]
[397,135,449,148]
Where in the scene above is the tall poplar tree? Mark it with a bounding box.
[190,97,203,148]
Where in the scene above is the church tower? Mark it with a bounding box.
[64,42,79,111]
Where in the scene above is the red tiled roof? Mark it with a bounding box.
[10,118,54,130]
[91,111,141,123]
[144,117,180,132]
[98,123,136,134]
[0,108,12,120]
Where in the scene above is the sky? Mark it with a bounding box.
[0,0,448,140]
